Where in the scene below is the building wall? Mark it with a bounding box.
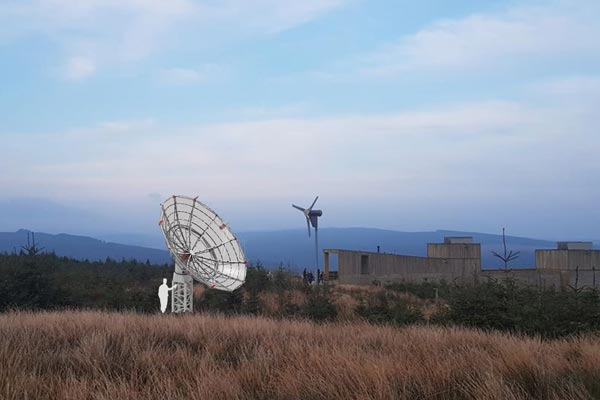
[536,250,600,271]
[336,250,479,285]
[427,243,481,260]
[331,247,600,290]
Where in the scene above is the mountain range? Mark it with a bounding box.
[0,230,172,264]
[2,228,595,270]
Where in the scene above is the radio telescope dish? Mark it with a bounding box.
[159,195,246,312]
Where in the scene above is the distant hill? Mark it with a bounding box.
[236,228,559,270]
[97,228,585,269]
[0,230,172,265]
[1,228,592,270]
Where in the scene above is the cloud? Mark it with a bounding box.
[2,75,599,234]
[159,64,228,85]
[97,119,156,134]
[336,1,600,78]
[5,75,598,198]
[0,0,346,79]
[526,76,600,100]
[215,0,346,34]
[1,0,196,58]
[58,119,157,138]
[65,56,96,80]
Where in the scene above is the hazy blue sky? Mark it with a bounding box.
[1,0,599,239]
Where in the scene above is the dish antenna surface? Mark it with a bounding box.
[159,195,246,313]
[292,196,323,285]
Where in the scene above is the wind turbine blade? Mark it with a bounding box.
[292,204,306,212]
[306,218,311,237]
[309,196,319,210]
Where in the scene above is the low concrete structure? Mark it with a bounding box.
[557,242,593,250]
[536,248,600,270]
[531,245,600,289]
[324,238,600,290]
[443,237,473,244]
[324,237,480,285]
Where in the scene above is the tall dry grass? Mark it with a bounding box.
[1,310,599,400]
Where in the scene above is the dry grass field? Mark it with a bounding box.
[1,311,600,400]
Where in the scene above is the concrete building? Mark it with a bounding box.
[323,238,600,289]
[323,237,480,285]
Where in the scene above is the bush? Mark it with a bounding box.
[244,265,270,294]
[242,291,261,315]
[356,290,423,326]
[0,258,64,310]
[386,280,451,300]
[444,278,600,338]
[304,285,337,321]
[197,288,244,314]
[0,253,170,312]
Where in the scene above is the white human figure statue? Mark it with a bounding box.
[158,278,175,313]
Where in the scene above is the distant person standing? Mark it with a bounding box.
[158,278,175,313]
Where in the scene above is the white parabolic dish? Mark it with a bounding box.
[159,195,246,291]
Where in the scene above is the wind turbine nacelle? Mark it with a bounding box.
[308,210,323,217]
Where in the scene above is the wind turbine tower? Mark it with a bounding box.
[292,196,323,285]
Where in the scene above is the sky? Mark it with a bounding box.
[1,0,599,240]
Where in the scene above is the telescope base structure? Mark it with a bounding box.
[172,272,193,313]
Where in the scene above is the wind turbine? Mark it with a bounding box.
[292,196,323,285]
